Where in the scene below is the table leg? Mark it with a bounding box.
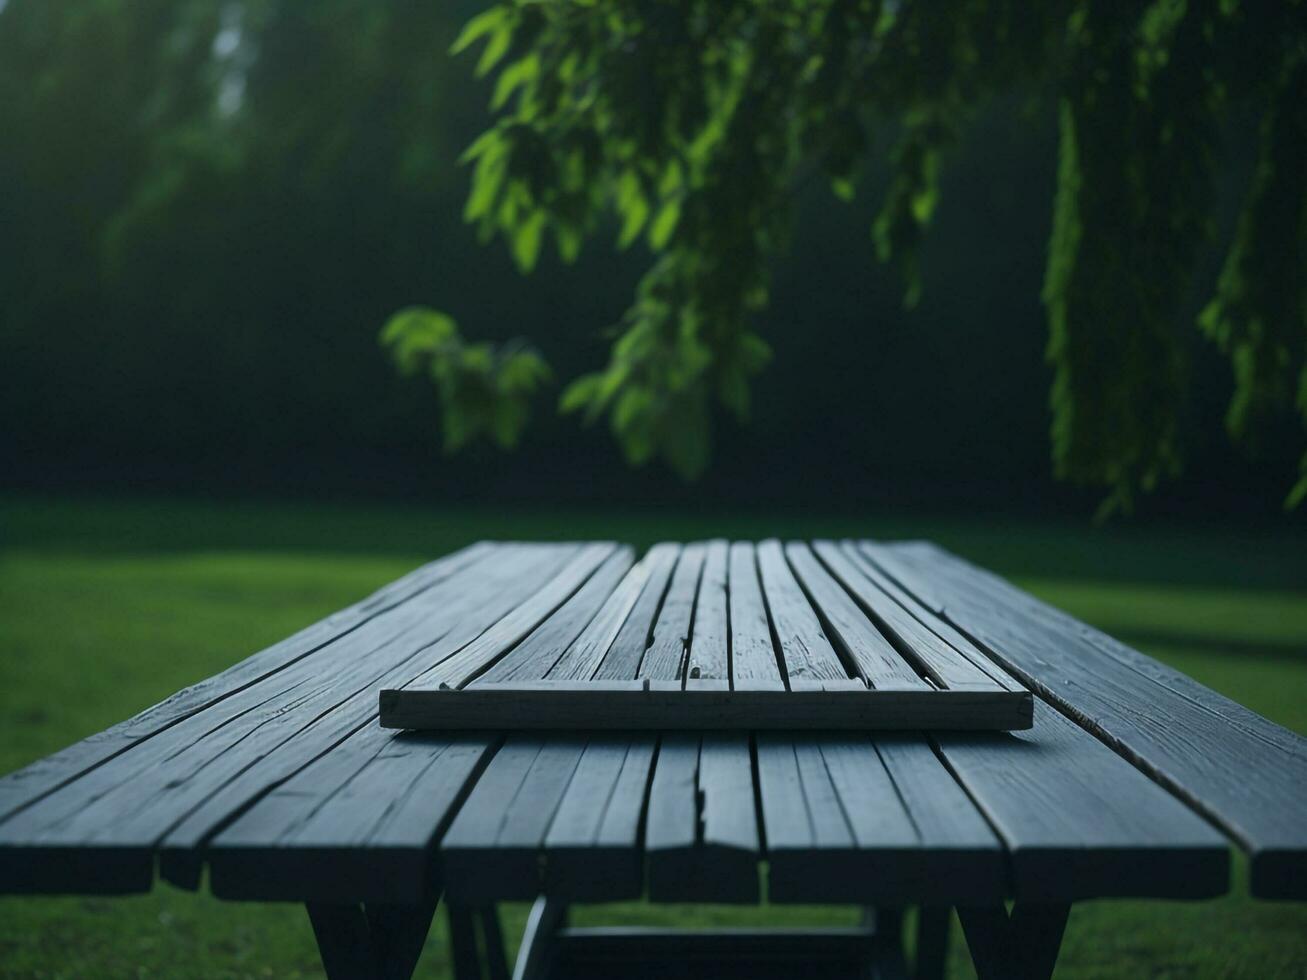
[479,906,510,980]
[865,907,908,980]
[914,907,950,980]
[957,903,1070,980]
[306,894,439,980]
[447,905,482,980]
[513,896,568,980]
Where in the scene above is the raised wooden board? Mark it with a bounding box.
[378,541,1032,732]
[379,681,1032,731]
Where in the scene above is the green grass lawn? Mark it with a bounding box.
[1,496,1305,978]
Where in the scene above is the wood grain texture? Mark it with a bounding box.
[837,540,1017,690]
[784,542,929,691]
[547,549,661,681]
[864,539,1302,899]
[756,733,1003,905]
[0,543,576,896]
[441,737,588,902]
[645,733,759,903]
[592,543,680,680]
[409,543,620,689]
[727,542,785,690]
[542,736,656,899]
[935,703,1229,901]
[755,539,846,684]
[0,537,1274,913]
[475,548,635,684]
[686,539,729,684]
[811,540,1002,692]
[638,543,705,680]
[0,542,493,826]
[209,730,493,903]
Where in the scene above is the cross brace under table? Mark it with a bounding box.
[304,895,1071,980]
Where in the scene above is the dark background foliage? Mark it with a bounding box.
[0,0,1298,519]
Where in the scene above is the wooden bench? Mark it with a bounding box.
[1,539,1304,979]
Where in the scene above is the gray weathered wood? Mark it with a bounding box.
[207,730,494,903]
[379,684,1033,732]
[811,540,1003,691]
[547,547,667,681]
[837,540,1018,690]
[542,737,656,900]
[645,733,760,902]
[865,539,1304,899]
[0,543,573,895]
[785,542,929,691]
[409,543,619,688]
[0,541,493,826]
[727,542,785,690]
[934,702,1230,901]
[757,733,1003,905]
[686,539,729,685]
[592,543,681,680]
[638,543,706,679]
[475,548,635,684]
[755,538,848,684]
[441,737,588,902]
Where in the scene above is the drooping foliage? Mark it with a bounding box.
[386,0,1307,511]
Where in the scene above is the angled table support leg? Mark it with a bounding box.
[957,903,1070,980]
[306,894,440,980]
[914,907,951,980]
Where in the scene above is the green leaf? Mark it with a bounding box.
[559,374,602,414]
[450,9,507,56]
[379,307,459,374]
[510,210,546,272]
[616,171,649,249]
[648,198,681,250]
[476,23,514,77]
[492,54,539,110]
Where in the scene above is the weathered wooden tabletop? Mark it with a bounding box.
[2,539,1304,978]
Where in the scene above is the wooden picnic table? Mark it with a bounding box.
[1,540,1304,980]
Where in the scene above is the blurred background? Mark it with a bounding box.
[1,2,1304,978]
[1,0,1299,516]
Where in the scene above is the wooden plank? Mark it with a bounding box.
[811,540,1003,692]
[0,541,494,825]
[784,542,929,691]
[757,733,1004,905]
[0,543,578,895]
[837,540,1018,690]
[592,543,681,680]
[547,547,667,681]
[408,543,619,688]
[727,542,784,690]
[379,684,1033,731]
[441,736,588,902]
[871,735,1006,903]
[475,548,634,684]
[866,539,1304,899]
[207,728,494,903]
[638,543,706,680]
[755,734,856,901]
[162,543,582,887]
[645,733,759,902]
[542,737,656,900]
[755,538,846,684]
[938,702,1229,901]
[686,539,729,686]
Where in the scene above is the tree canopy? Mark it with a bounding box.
[384,0,1307,514]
